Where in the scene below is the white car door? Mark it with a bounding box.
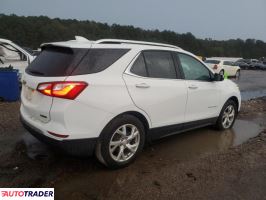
[177,53,221,122]
[223,61,236,76]
[123,51,188,128]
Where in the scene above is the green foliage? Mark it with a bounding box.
[0,14,265,58]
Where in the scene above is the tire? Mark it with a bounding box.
[96,114,145,169]
[219,70,224,76]
[215,100,238,130]
[235,70,240,78]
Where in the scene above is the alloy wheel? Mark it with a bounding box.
[222,105,235,129]
[109,124,140,162]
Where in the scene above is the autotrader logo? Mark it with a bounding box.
[0,188,54,200]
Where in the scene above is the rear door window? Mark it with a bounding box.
[130,53,148,77]
[143,51,177,79]
[72,49,130,75]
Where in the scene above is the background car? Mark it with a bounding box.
[252,62,266,70]
[0,38,36,79]
[234,59,250,70]
[205,59,241,77]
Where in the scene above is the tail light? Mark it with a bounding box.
[37,81,88,100]
[213,64,218,70]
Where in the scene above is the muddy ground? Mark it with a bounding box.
[0,70,266,200]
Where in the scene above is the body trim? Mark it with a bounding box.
[147,117,218,141]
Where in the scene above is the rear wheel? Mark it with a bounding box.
[215,100,237,130]
[96,114,145,169]
[235,70,240,78]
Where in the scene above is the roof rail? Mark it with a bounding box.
[95,39,181,49]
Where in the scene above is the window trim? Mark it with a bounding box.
[129,52,149,77]
[176,52,214,82]
[128,50,183,80]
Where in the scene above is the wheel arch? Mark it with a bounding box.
[227,96,239,112]
[98,110,151,140]
[123,111,150,132]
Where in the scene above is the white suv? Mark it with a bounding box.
[20,37,241,168]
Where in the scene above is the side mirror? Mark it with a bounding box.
[213,73,224,81]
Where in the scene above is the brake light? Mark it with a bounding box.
[213,64,218,70]
[37,81,88,100]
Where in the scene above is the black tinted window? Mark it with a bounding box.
[143,51,176,79]
[72,49,129,75]
[26,46,87,77]
[178,53,211,81]
[130,54,147,77]
[205,60,220,64]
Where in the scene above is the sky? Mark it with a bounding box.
[1,0,266,41]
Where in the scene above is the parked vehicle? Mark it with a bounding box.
[234,59,250,70]
[0,39,36,79]
[20,37,241,168]
[250,61,266,70]
[204,59,241,77]
[22,47,41,57]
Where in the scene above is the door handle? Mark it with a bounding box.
[135,83,150,88]
[188,85,198,89]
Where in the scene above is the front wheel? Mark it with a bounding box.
[96,114,145,169]
[219,70,224,76]
[215,100,237,130]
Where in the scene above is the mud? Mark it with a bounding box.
[0,70,266,200]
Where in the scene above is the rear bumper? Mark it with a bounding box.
[20,115,98,157]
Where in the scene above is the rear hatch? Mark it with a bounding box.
[21,46,88,123]
[204,60,220,70]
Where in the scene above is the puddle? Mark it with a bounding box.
[22,119,262,162]
[241,89,266,101]
[22,133,51,160]
[144,119,263,161]
[22,119,262,199]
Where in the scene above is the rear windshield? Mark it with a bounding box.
[204,60,220,64]
[26,47,130,77]
[26,46,87,76]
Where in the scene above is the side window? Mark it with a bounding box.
[143,51,177,79]
[72,48,130,75]
[130,53,147,77]
[178,53,211,81]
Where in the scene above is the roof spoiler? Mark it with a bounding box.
[74,36,90,42]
